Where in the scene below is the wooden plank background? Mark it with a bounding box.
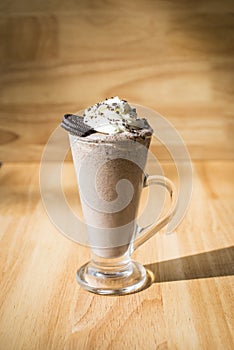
[0,1,234,349]
[0,0,233,161]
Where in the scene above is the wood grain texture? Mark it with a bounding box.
[0,1,234,349]
[0,161,233,349]
[0,0,234,161]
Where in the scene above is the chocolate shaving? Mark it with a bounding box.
[61,114,96,137]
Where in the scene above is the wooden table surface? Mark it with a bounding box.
[0,0,234,349]
[0,161,233,349]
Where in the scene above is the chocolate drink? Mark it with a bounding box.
[62,97,153,258]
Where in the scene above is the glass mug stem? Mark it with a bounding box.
[77,174,177,295]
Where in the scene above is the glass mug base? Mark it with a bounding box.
[76,260,148,295]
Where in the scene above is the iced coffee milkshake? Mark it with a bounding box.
[61,97,153,258]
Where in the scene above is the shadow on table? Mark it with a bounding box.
[144,246,234,287]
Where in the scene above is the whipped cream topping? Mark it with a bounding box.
[83,96,151,135]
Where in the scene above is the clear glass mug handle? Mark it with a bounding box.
[133,174,177,251]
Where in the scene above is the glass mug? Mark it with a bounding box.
[69,125,177,295]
